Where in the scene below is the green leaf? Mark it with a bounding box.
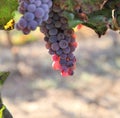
[0,0,18,30]
[0,72,10,87]
[0,104,13,118]
[63,11,75,20]
[69,20,83,28]
[0,104,5,118]
[63,11,83,28]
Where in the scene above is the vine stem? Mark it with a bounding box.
[6,31,12,46]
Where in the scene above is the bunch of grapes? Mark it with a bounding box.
[16,0,52,34]
[40,4,78,77]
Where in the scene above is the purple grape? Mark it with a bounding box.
[22,28,30,34]
[41,4,49,12]
[68,69,74,75]
[61,65,68,71]
[60,59,67,65]
[49,28,58,35]
[53,4,61,13]
[35,8,45,18]
[53,14,60,21]
[49,11,54,17]
[48,1,53,8]
[36,18,42,25]
[65,37,72,43]
[67,53,74,59]
[51,42,60,51]
[27,4,36,12]
[28,20,38,30]
[49,49,55,55]
[49,36,57,43]
[55,21,62,28]
[42,0,49,3]
[46,18,53,24]
[15,24,21,30]
[70,46,75,52]
[59,40,68,49]
[44,37,49,42]
[60,17,68,24]
[57,33,65,41]
[42,14,49,21]
[63,47,71,54]
[56,49,63,55]
[18,18,27,29]
[46,23,55,30]
[34,0,41,7]
[20,1,28,11]
[40,26,48,34]
[18,6,26,14]
[60,54,67,59]
[24,12,35,21]
[29,0,34,3]
[67,61,74,67]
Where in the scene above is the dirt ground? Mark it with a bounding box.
[0,27,120,118]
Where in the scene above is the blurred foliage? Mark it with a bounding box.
[0,72,13,118]
[0,72,9,90]
[0,0,18,30]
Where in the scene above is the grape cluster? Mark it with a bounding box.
[16,0,52,34]
[40,4,77,77]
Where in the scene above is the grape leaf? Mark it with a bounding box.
[0,0,18,30]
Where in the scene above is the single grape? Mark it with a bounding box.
[68,69,74,76]
[15,23,21,30]
[59,59,67,65]
[20,1,28,11]
[67,61,74,67]
[56,49,63,55]
[27,4,36,12]
[59,40,68,49]
[51,42,60,51]
[49,28,58,35]
[18,17,27,29]
[48,1,53,8]
[29,0,34,3]
[18,6,25,14]
[52,61,61,70]
[34,0,41,7]
[45,42,51,49]
[42,14,49,21]
[42,0,49,3]
[35,8,45,18]
[49,49,55,55]
[61,71,69,77]
[57,33,65,41]
[24,12,35,21]
[44,36,49,42]
[41,4,49,12]
[52,54,60,61]
[28,20,38,30]
[67,53,74,59]
[55,21,62,28]
[49,36,57,43]
[53,4,61,13]
[53,14,60,21]
[63,47,71,54]
[46,24,55,30]
[22,27,30,34]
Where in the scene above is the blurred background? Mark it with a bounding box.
[0,25,120,118]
